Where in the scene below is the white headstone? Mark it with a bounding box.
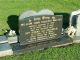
[19,9,54,20]
[37,9,54,15]
[19,10,36,20]
[69,10,80,36]
[70,9,80,27]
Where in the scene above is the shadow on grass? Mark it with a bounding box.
[7,15,19,35]
[54,13,70,29]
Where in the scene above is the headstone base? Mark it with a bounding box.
[11,35,73,55]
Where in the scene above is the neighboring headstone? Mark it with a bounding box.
[70,9,80,27]
[0,36,8,44]
[0,43,13,57]
[37,9,54,15]
[19,10,37,20]
[19,15,63,45]
[69,10,80,37]
[69,10,80,43]
[19,9,54,20]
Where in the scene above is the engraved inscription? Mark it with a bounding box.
[19,15,62,45]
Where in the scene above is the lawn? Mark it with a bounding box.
[0,0,80,60]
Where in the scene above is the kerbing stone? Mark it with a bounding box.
[0,43,13,57]
[0,36,8,44]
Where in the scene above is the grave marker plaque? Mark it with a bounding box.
[19,15,63,45]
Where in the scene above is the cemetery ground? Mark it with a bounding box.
[0,0,80,60]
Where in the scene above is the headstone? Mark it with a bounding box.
[0,43,13,57]
[19,15,63,45]
[37,9,54,15]
[70,9,80,27]
[19,10,37,20]
[69,10,80,36]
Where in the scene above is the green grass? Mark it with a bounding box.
[0,0,80,60]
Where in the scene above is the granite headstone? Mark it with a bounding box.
[19,9,63,45]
